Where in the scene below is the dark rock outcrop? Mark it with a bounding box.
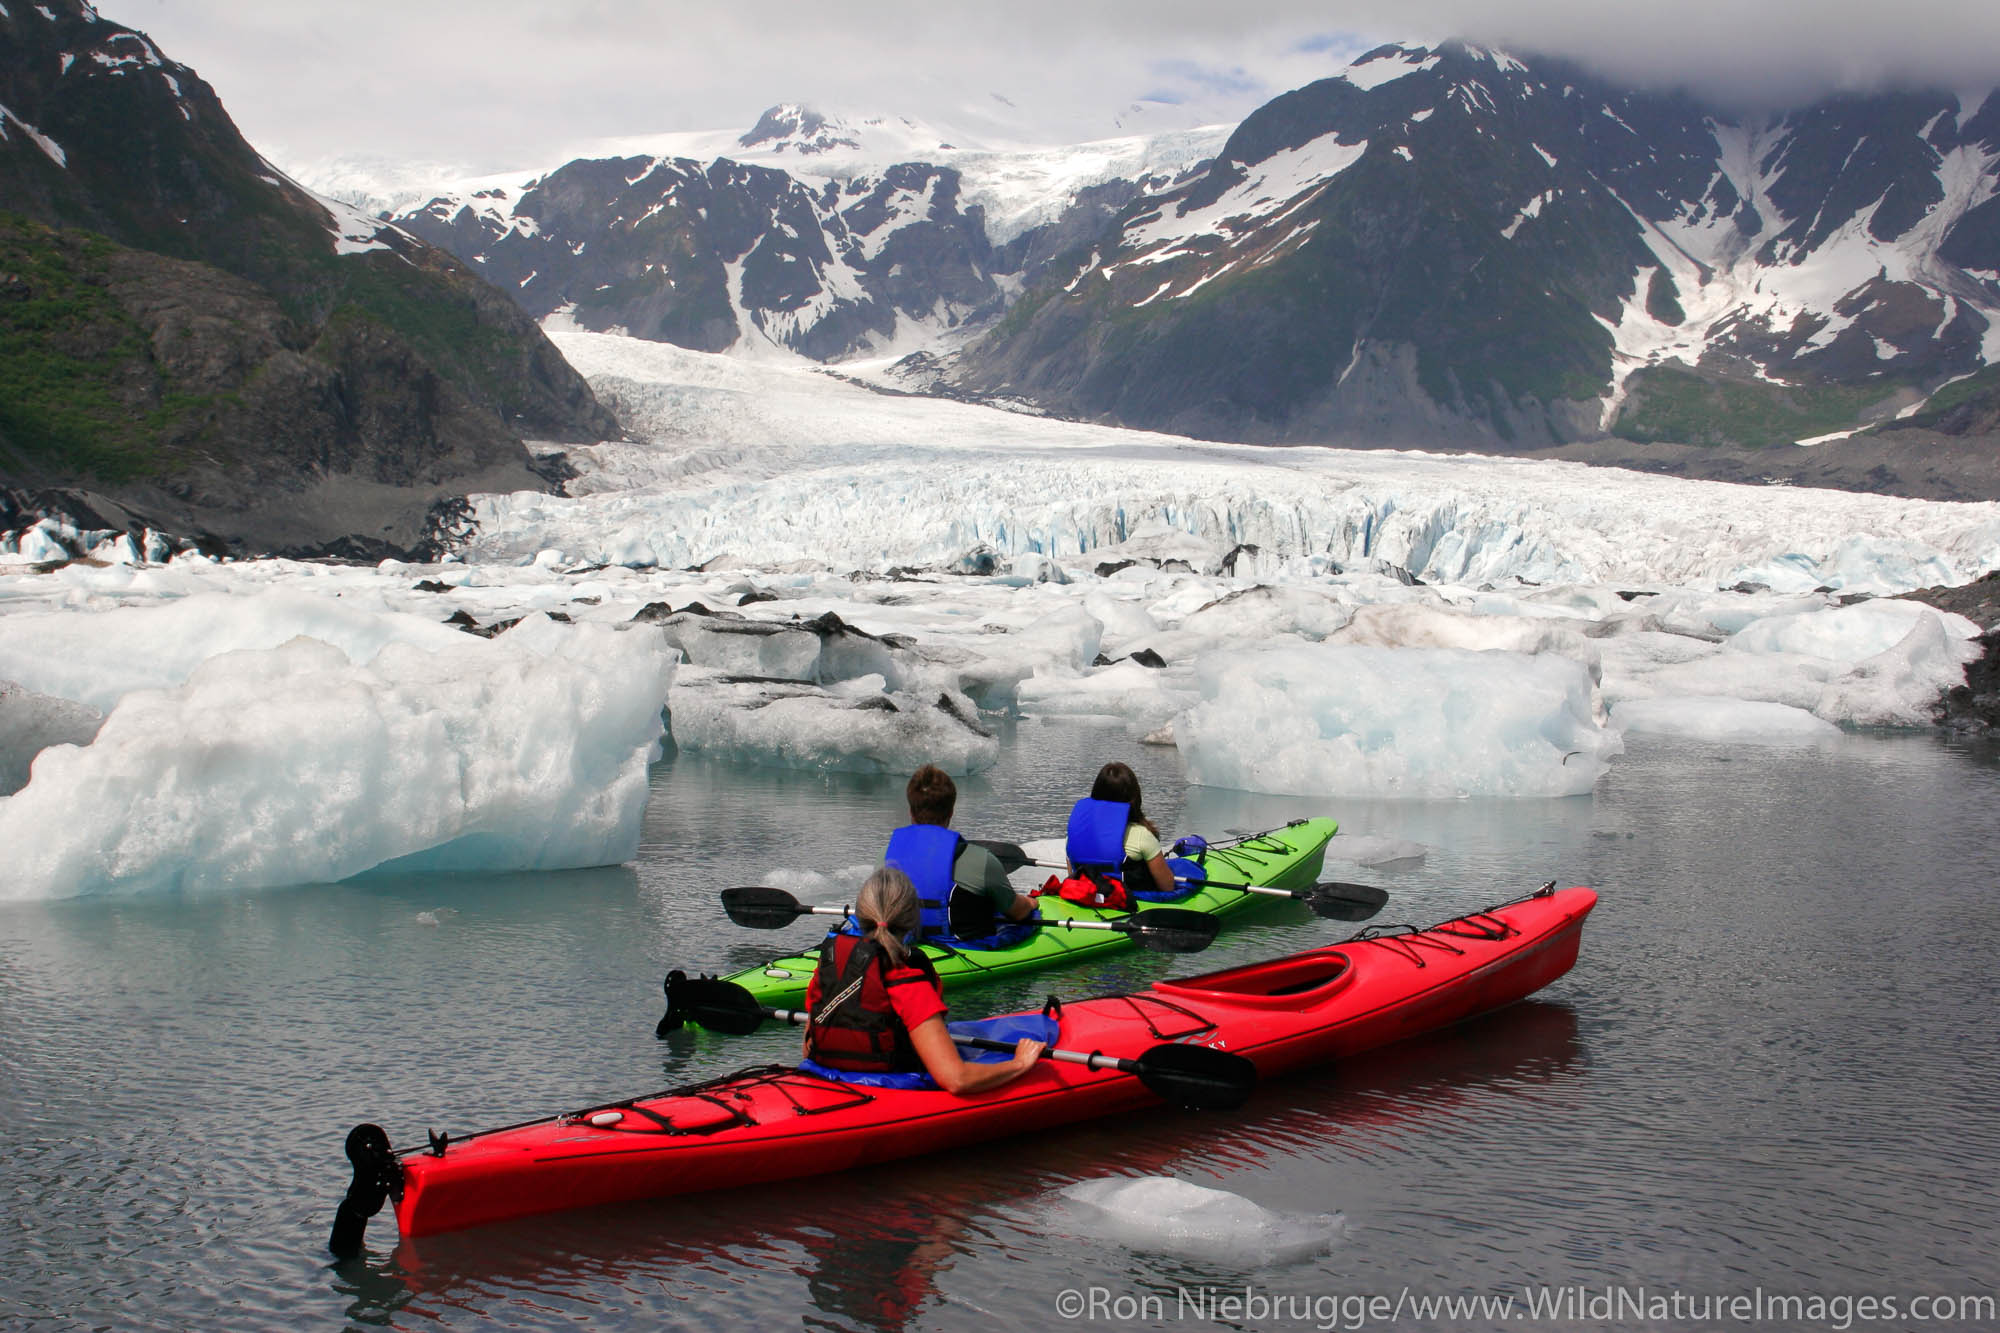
[0,0,618,557]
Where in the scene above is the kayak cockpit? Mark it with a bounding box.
[1153,950,1354,1007]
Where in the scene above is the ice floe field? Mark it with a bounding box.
[6,335,2000,1333]
[2,330,1997,899]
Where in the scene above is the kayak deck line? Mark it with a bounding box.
[331,883,1595,1252]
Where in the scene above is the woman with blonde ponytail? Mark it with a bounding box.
[856,865,920,966]
[803,867,1045,1094]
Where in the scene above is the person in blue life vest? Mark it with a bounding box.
[802,866,1046,1092]
[1066,761,1178,900]
[885,764,1036,942]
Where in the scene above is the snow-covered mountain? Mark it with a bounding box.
[957,42,2000,449]
[334,107,1228,361]
[320,50,2000,450]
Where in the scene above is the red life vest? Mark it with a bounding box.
[803,935,944,1074]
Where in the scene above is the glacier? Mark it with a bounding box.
[1,330,1995,897]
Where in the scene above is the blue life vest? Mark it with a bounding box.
[1065,799,1130,873]
[884,823,965,940]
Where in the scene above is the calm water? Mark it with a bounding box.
[3,721,1998,1331]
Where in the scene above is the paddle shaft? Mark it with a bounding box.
[728,876,1208,940]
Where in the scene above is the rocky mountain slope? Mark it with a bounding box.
[376,106,1226,362]
[951,43,2000,449]
[0,0,616,558]
[359,50,2000,459]
[948,42,2000,446]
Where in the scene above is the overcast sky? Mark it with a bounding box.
[123,0,2000,174]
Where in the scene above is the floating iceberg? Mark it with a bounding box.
[1610,696,1842,744]
[667,667,997,775]
[0,619,675,899]
[1056,1175,1345,1265]
[0,680,103,796]
[0,588,471,714]
[1814,612,1984,728]
[1178,644,1620,798]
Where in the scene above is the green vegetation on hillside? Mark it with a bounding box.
[0,214,216,481]
[1615,365,1902,447]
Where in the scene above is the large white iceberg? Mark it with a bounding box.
[0,618,674,898]
[1177,644,1621,798]
[0,588,471,714]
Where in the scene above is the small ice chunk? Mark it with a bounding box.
[1004,552,1069,584]
[1015,658,1191,730]
[1056,1176,1345,1265]
[1611,696,1841,744]
[761,863,876,903]
[1179,584,1353,642]
[1178,644,1620,798]
[1333,602,1602,684]
[668,671,997,775]
[1325,834,1428,867]
[1010,603,1105,675]
[1080,589,1161,650]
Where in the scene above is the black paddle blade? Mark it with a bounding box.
[328,1122,398,1259]
[721,886,809,929]
[656,968,688,1036]
[1306,881,1390,921]
[1119,907,1222,952]
[970,839,1034,873]
[1131,1043,1257,1111]
[664,972,769,1036]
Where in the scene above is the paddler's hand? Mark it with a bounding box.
[1011,1038,1047,1071]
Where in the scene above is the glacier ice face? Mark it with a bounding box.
[480,333,2000,597]
[1178,644,1622,798]
[0,619,675,899]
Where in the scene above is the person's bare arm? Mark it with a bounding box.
[907,1016,1044,1095]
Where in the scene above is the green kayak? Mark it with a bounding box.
[724,817,1339,1008]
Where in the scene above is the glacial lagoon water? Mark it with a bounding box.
[3,720,1998,1331]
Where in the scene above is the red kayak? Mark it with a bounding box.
[331,884,1596,1248]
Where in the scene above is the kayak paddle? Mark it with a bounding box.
[718,885,1222,951]
[970,840,1389,922]
[657,971,1255,1111]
